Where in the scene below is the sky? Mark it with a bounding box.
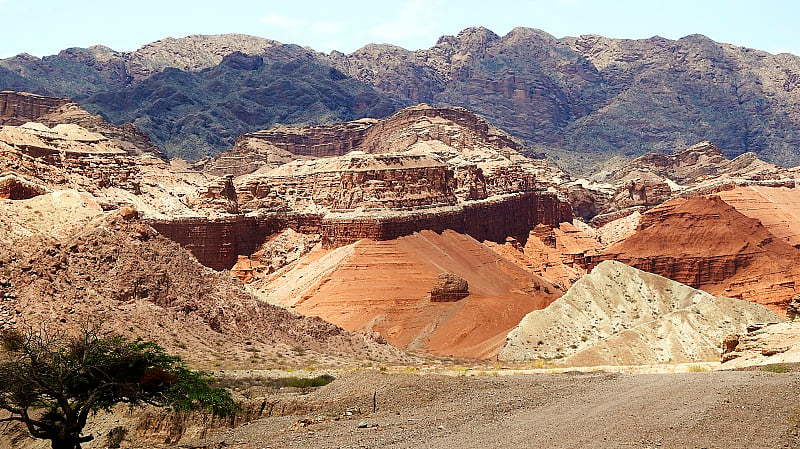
[0,0,798,59]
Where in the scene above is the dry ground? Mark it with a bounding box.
[192,367,800,449]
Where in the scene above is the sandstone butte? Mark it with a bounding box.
[500,260,781,365]
[154,103,573,271]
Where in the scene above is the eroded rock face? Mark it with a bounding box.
[185,175,239,215]
[485,221,602,292]
[430,273,469,302]
[0,206,404,365]
[0,91,70,124]
[499,260,780,365]
[592,195,800,314]
[0,174,49,199]
[231,229,320,284]
[0,123,142,193]
[720,322,800,369]
[237,153,460,213]
[0,91,161,157]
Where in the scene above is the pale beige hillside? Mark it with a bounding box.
[500,260,780,365]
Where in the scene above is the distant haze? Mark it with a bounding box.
[0,0,797,58]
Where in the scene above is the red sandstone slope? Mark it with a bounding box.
[484,221,602,291]
[718,185,800,248]
[596,195,800,314]
[255,230,561,359]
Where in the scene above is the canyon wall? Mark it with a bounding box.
[150,191,572,270]
[0,91,70,125]
[0,124,142,193]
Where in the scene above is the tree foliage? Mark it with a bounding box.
[0,324,238,449]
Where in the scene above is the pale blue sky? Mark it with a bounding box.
[0,0,797,59]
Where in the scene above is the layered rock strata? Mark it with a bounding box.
[430,273,469,302]
[0,123,142,193]
[591,195,800,314]
[150,190,571,270]
[204,104,535,176]
[158,105,573,270]
[500,260,780,365]
[0,91,160,157]
[0,90,69,123]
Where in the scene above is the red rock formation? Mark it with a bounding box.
[485,221,602,291]
[155,104,573,271]
[147,215,295,271]
[0,91,161,157]
[430,272,469,302]
[0,91,70,124]
[257,230,561,359]
[150,191,572,270]
[0,124,142,193]
[592,196,800,314]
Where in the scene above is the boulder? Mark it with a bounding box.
[430,272,469,302]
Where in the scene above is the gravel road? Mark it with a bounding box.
[201,368,800,449]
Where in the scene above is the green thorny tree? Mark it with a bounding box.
[0,324,239,449]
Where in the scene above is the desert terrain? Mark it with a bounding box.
[1,26,800,449]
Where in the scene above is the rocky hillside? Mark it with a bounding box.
[2,29,800,166]
[0,38,402,160]
[499,260,780,365]
[334,27,800,167]
[593,195,800,314]
[0,198,404,367]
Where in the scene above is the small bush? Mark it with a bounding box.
[761,364,792,373]
[687,365,710,373]
[217,374,335,391]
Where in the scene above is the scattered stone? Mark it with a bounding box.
[430,272,469,302]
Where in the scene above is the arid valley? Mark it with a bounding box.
[1,20,800,449]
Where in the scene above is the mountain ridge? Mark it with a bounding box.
[2,28,799,166]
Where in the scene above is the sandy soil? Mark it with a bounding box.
[195,368,800,449]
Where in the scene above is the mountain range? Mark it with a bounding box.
[1,28,799,167]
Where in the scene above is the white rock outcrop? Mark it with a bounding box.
[499,260,781,365]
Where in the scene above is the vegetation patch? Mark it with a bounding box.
[218,374,335,391]
[761,364,792,373]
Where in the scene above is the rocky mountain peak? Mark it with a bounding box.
[126,33,280,80]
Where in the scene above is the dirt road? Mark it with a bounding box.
[202,368,800,449]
